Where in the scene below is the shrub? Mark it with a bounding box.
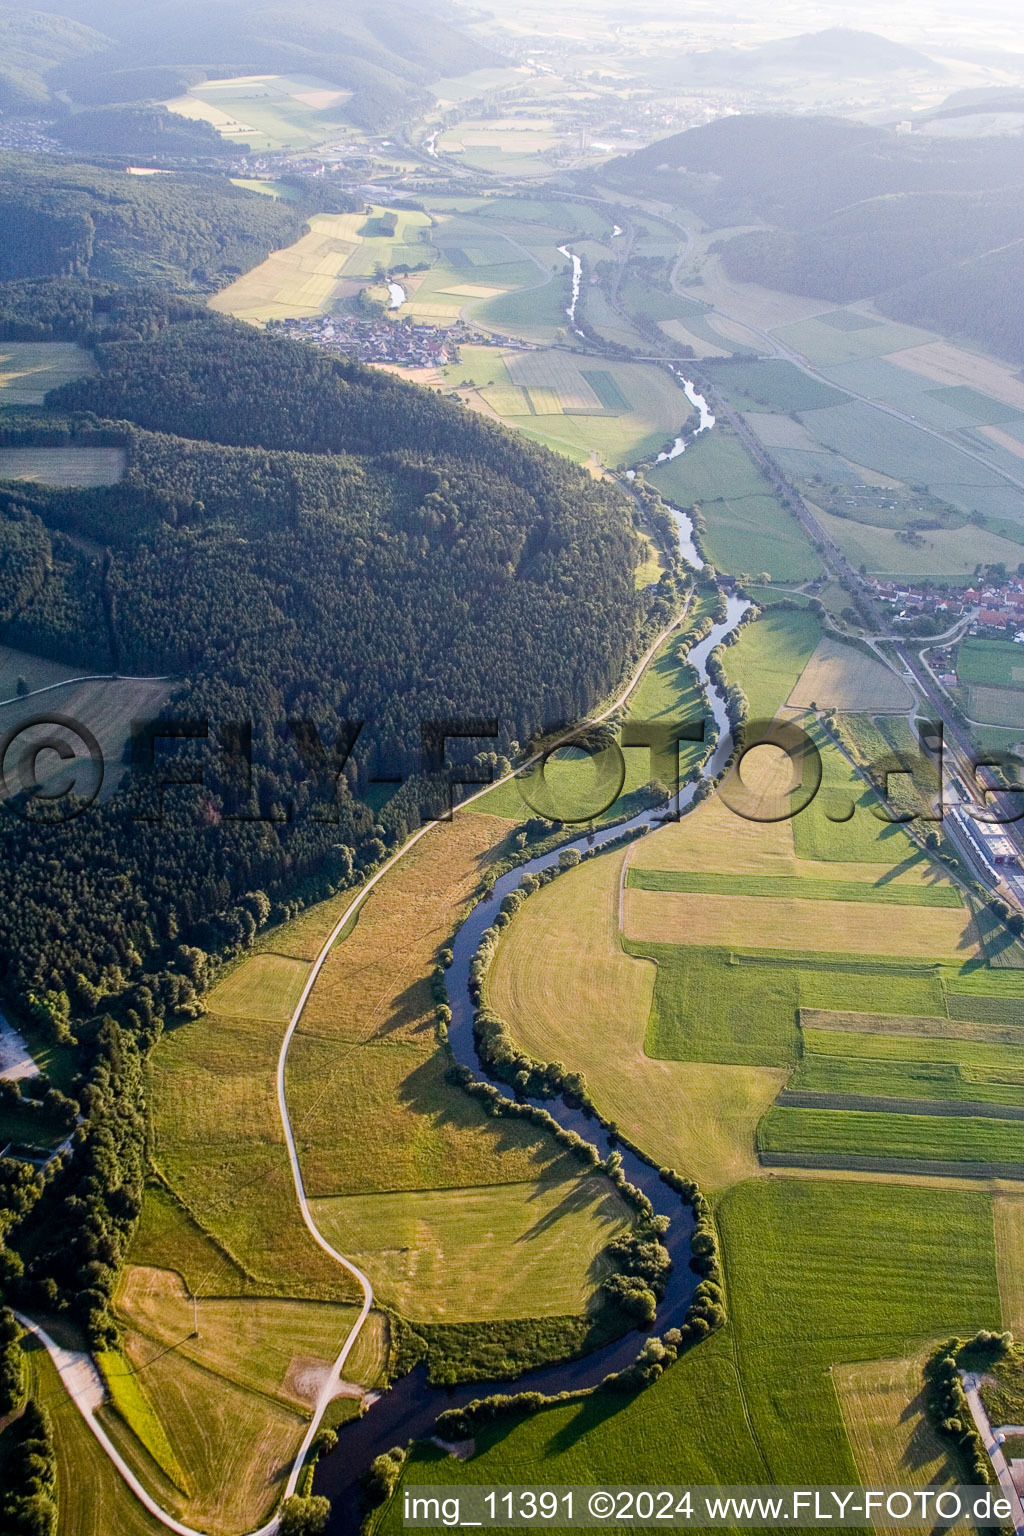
[278,1494,332,1535]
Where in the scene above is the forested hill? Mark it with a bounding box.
[0,154,308,288]
[602,114,1024,364]
[0,0,503,129]
[0,287,642,1016]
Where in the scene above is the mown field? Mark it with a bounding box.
[724,607,821,719]
[788,636,913,713]
[311,1174,630,1322]
[376,1180,999,1526]
[0,446,125,487]
[0,341,94,404]
[650,431,823,581]
[117,808,640,1531]
[835,1350,964,1527]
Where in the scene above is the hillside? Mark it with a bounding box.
[669,28,940,84]
[0,155,310,287]
[0,283,640,1010]
[0,4,108,110]
[0,0,504,128]
[604,114,1024,362]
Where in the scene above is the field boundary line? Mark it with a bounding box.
[20,597,695,1534]
[0,671,174,710]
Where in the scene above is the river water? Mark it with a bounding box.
[656,376,716,463]
[557,246,585,337]
[317,588,748,1531]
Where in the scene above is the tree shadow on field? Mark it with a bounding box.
[397,1052,564,1176]
[541,1387,635,1454]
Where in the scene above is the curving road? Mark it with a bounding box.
[20,598,696,1536]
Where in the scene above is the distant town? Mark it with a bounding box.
[868,572,1024,640]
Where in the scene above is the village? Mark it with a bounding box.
[268,311,470,368]
[868,571,1024,640]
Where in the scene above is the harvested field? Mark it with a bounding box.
[206,953,311,1023]
[0,341,94,404]
[623,887,979,959]
[835,1352,965,1512]
[311,1175,631,1322]
[486,850,786,1188]
[0,446,125,487]
[788,636,913,713]
[995,1196,1024,1330]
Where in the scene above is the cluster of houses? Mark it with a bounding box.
[869,575,1024,640]
[269,313,464,368]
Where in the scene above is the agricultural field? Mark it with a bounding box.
[488,607,1022,1196]
[758,1106,1024,1169]
[205,951,310,1023]
[23,1348,165,1536]
[959,638,1024,689]
[0,675,172,803]
[788,636,914,713]
[811,502,1024,580]
[772,314,935,367]
[0,446,125,487]
[438,116,567,177]
[799,399,1024,529]
[703,358,848,413]
[378,1180,998,1525]
[122,809,639,1531]
[311,1175,630,1322]
[445,347,697,467]
[835,1352,965,1518]
[956,637,1024,727]
[0,341,94,404]
[210,206,431,323]
[109,1186,386,1534]
[650,432,823,581]
[0,643,77,697]
[623,887,978,959]
[164,74,355,152]
[485,849,787,1188]
[725,607,822,720]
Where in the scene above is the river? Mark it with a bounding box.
[317,565,747,1533]
[556,246,585,337]
[656,376,716,462]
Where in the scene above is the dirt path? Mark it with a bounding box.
[20,596,696,1534]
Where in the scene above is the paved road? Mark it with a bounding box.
[962,1371,1024,1535]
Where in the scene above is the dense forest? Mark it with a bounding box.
[604,114,1024,362]
[52,103,234,159]
[0,290,640,1006]
[0,281,644,1341]
[0,155,308,288]
[0,3,107,111]
[0,0,501,130]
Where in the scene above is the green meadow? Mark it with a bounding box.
[378,1181,998,1523]
[650,432,822,580]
